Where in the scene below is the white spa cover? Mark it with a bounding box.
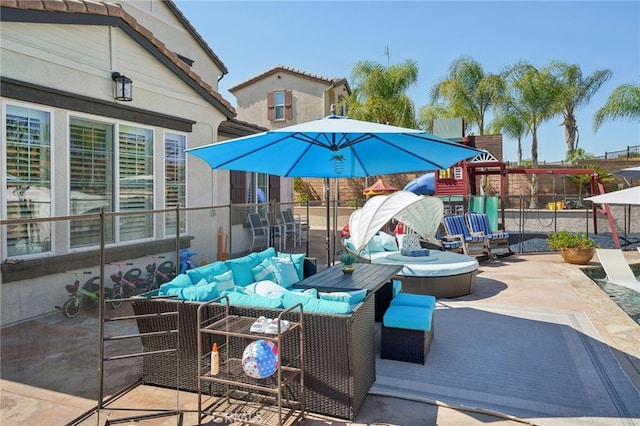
[348,191,444,253]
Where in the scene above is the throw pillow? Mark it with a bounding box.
[379,231,399,251]
[256,247,276,261]
[251,258,277,283]
[277,252,306,281]
[402,233,422,250]
[225,253,260,287]
[211,270,235,292]
[367,235,385,253]
[244,280,289,299]
[185,261,228,284]
[270,257,300,288]
[158,273,192,295]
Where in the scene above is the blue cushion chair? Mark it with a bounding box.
[465,212,512,257]
[442,214,491,258]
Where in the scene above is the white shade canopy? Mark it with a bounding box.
[584,186,640,205]
[348,191,444,253]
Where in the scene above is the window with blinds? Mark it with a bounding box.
[69,118,114,247]
[69,120,153,246]
[119,125,153,242]
[165,132,186,235]
[4,105,52,256]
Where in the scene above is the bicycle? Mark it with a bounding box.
[145,255,176,291]
[59,271,112,318]
[109,262,150,307]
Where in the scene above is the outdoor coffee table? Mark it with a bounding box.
[292,263,402,293]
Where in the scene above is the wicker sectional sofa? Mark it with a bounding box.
[131,284,376,420]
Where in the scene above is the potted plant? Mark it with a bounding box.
[546,230,596,265]
[340,252,357,274]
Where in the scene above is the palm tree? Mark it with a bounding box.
[593,83,640,132]
[417,103,450,133]
[490,111,529,165]
[430,55,505,135]
[546,61,612,154]
[565,148,595,165]
[343,58,419,128]
[501,61,563,207]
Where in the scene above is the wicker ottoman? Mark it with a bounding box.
[381,304,434,364]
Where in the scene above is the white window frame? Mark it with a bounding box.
[67,113,156,252]
[274,90,285,121]
[2,100,55,259]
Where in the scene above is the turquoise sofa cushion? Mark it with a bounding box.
[186,261,229,284]
[319,289,367,305]
[225,253,260,287]
[383,305,433,331]
[224,291,283,309]
[158,273,192,295]
[282,291,351,315]
[179,278,219,302]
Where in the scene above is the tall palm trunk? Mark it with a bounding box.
[529,129,539,209]
[563,114,578,153]
[517,137,523,165]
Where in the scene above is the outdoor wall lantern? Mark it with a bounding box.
[111,72,133,101]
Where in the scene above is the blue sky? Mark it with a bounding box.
[174,1,639,163]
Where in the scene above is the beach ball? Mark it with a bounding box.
[242,339,278,379]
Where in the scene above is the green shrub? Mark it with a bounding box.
[546,230,595,250]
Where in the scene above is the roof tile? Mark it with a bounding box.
[64,0,87,13]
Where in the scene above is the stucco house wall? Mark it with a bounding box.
[0,0,254,325]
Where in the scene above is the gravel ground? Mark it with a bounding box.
[507,232,640,254]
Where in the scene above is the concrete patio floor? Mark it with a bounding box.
[2,230,639,425]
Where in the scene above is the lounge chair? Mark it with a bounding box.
[247,212,270,252]
[465,212,512,257]
[435,229,463,253]
[442,214,491,258]
[596,248,640,292]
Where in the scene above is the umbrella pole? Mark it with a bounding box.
[325,178,331,267]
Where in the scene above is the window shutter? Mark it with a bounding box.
[285,90,293,120]
[267,91,275,121]
[269,175,281,202]
[230,171,246,204]
[230,171,246,225]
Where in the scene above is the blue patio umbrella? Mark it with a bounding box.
[186,115,483,264]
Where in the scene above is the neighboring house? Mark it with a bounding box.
[229,65,351,202]
[0,0,264,325]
